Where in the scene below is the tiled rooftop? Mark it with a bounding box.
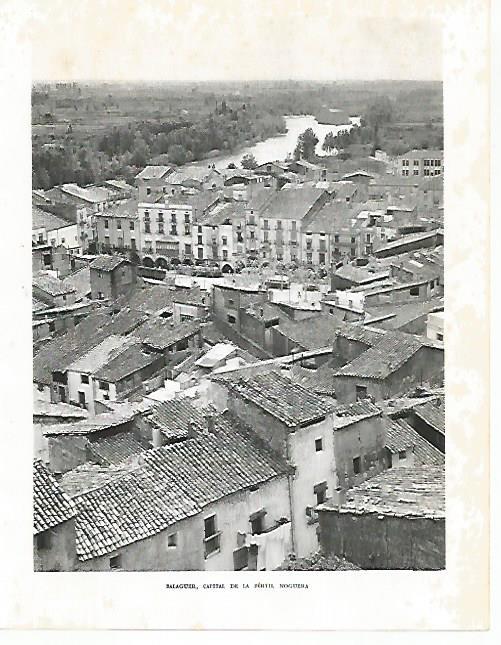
[93,342,161,383]
[89,254,130,272]
[148,397,205,441]
[384,417,445,466]
[32,207,73,232]
[222,372,335,427]
[135,318,200,351]
[67,335,130,374]
[33,400,89,419]
[33,271,76,297]
[88,432,148,466]
[332,401,381,430]
[413,399,445,434]
[322,466,445,519]
[33,460,76,535]
[70,411,288,561]
[260,187,325,221]
[335,333,422,379]
[135,165,172,180]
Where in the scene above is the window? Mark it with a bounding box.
[146,187,151,195]
[263,219,269,230]
[402,169,409,176]
[250,509,266,535]
[222,250,228,260]
[157,212,164,222]
[414,159,419,166]
[437,332,444,341]
[144,211,150,221]
[117,221,122,230]
[413,169,419,176]
[78,391,86,407]
[353,456,361,474]
[227,314,236,324]
[315,438,323,452]
[129,221,135,231]
[351,236,356,243]
[171,213,177,223]
[110,554,122,570]
[198,235,203,245]
[399,450,407,460]
[306,253,312,264]
[36,530,51,550]
[131,238,136,250]
[334,234,339,243]
[356,385,368,400]
[204,515,220,558]
[158,223,164,234]
[319,253,325,265]
[185,225,190,235]
[104,219,109,229]
[185,244,192,255]
[144,222,151,234]
[314,482,328,505]
[402,159,409,167]
[277,220,282,230]
[248,215,255,226]
[291,221,296,230]
[409,286,420,296]
[167,533,177,548]
[263,231,268,242]
[99,381,109,391]
[250,231,255,240]
[185,213,190,223]
[81,374,89,384]
[171,226,177,235]
[48,321,56,333]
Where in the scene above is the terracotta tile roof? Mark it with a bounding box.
[59,183,111,203]
[33,400,89,419]
[95,199,138,219]
[88,432,147,465]
[144,412,290,508]
[148,398,205,441]
[67,335,131,374]
[89,255,130,272]
[324,466,445,519]
[116,285,177,316]
[33,272,76,297]
[33,460,76,535]
[135,165,172,180]
[289,365,336,396]
[413,400,445,434]
[42,402,153,437]
[384,417,444,466]
[93,342,161,383]
[332,401,381,429]
[71,412,288,561]
[73,466,199,561]
[260,187,326,221]
[335,334,422,379]
[221,372,335,427]
[335,322,387,347]
[135,318,200,351]
[60,463,139,498]
[32,207,73,232]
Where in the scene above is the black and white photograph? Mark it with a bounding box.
[1,0,492,633]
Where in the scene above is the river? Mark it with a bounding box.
[212,114,361,170]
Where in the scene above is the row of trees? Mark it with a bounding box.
[32,105,286,189]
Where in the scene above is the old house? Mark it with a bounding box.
[33,271,77,308]
[317,466,445,570]
[396,149,443,178]
[135,165,173,201]
[58,407,292,571]
[406,399,445,452]
[333,332,444,403]
[89,255,137,300]
[95,200,140,255]
[34,460,77,571]
[209,371,337,557]
[212,282,267,333]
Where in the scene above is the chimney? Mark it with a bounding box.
[152,426,163,448]
[187,420,197,439]
[331,487,346,509]
[205,413,216,433]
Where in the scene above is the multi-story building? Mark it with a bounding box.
[138,193,219,267]
[193,202,246,270]
[396,149,444,178]
[95,200,140,255]
[252,187,329,264]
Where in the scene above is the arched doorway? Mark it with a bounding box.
[142,256,154,268]
[155,257,169,269]
[221,263,234,274]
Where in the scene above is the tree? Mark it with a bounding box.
[295,128,319,161]
[168,144,187,166]
[227,162,237,169]
[366,96,394,150]
[241,153,258,170]
[322,131,336,154]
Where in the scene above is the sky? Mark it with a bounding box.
[27,0,444,82]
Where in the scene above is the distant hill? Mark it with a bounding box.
[315,108,351,126]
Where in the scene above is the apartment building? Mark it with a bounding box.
[397,149,444,178]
